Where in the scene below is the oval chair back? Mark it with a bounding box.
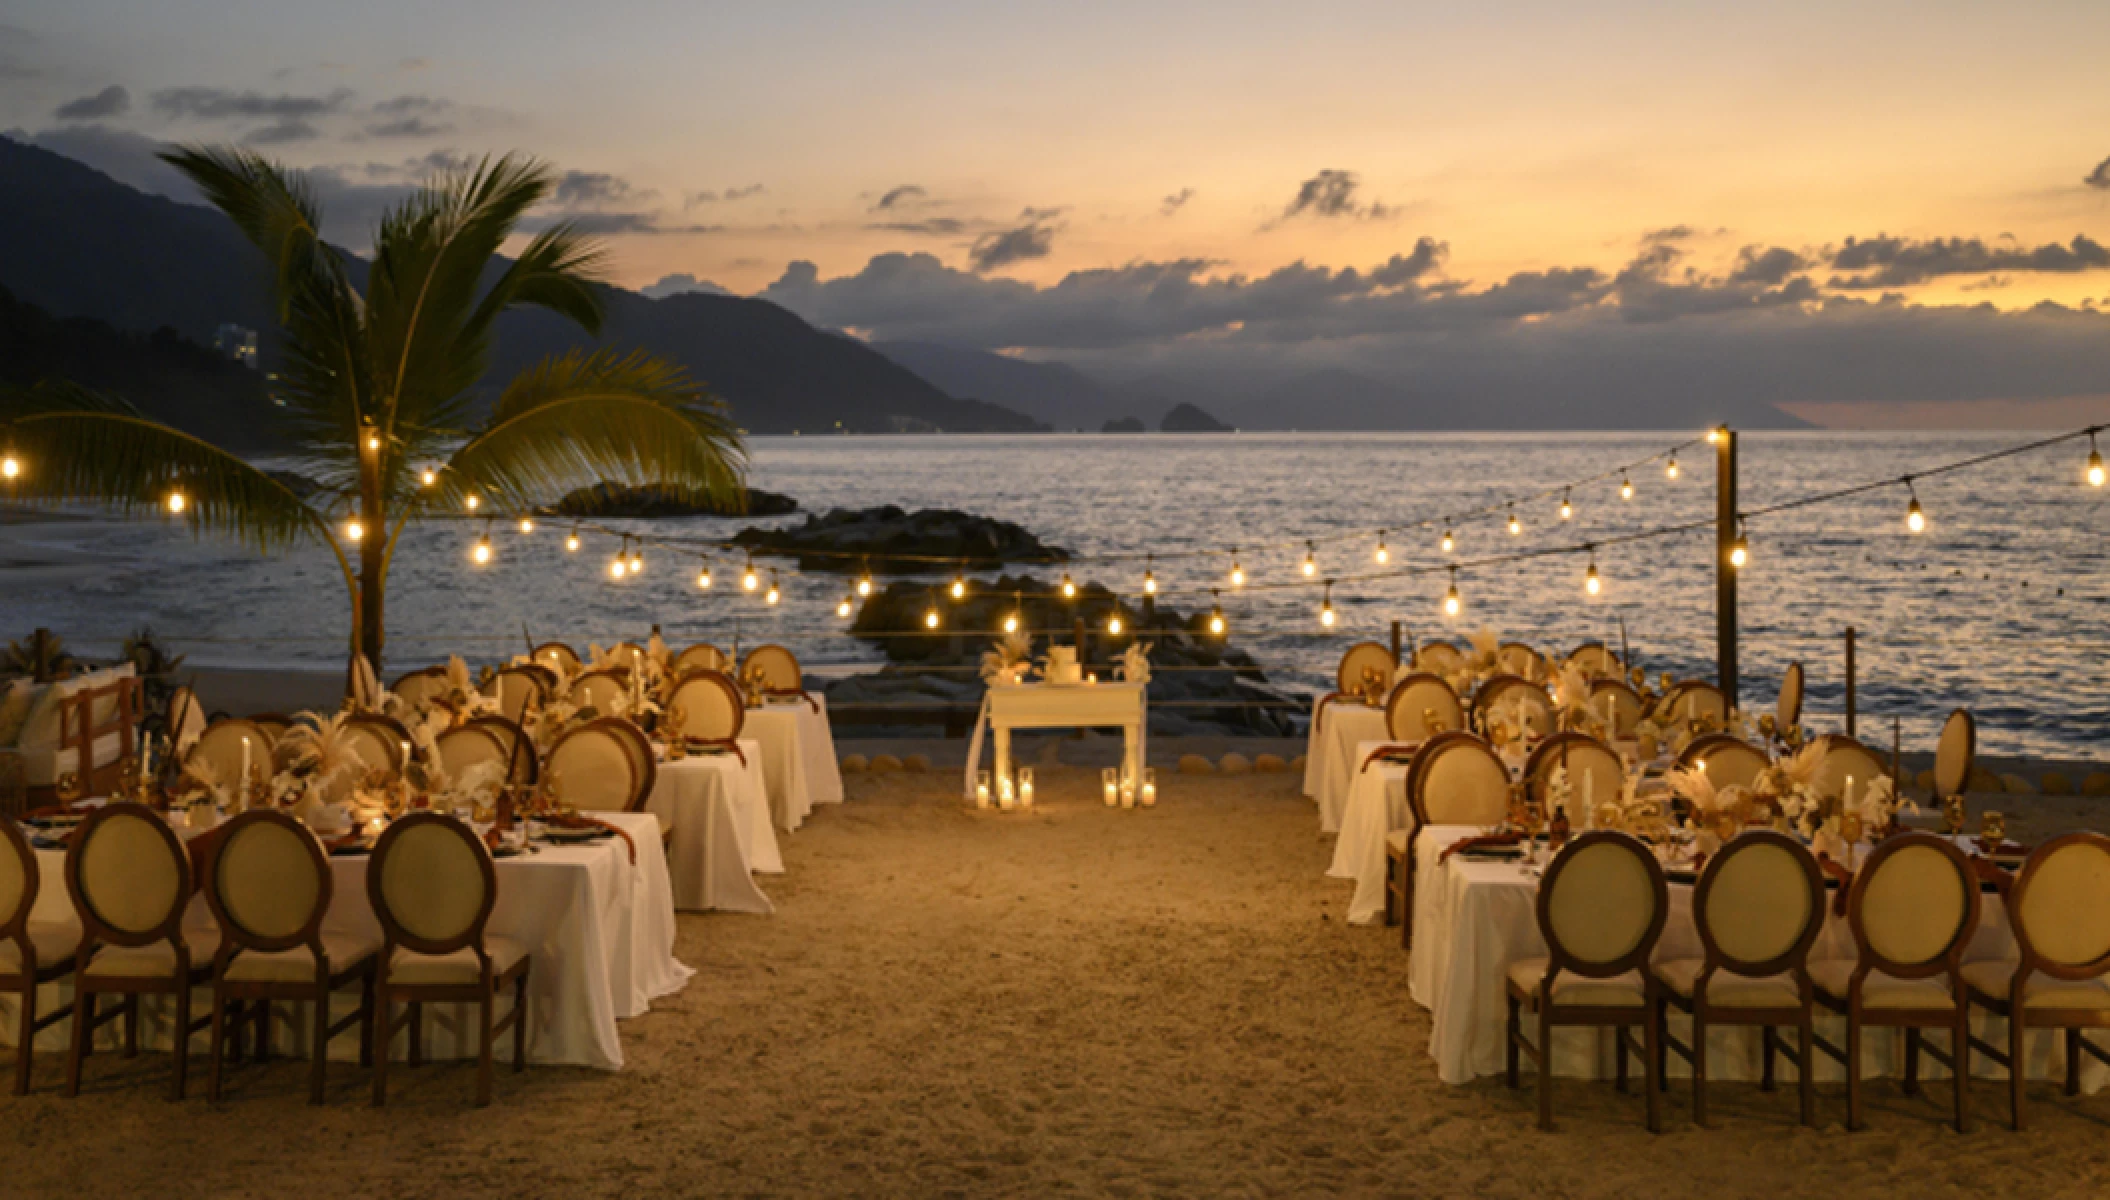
[0,818,41,961]
[465,715,539,785]
[1406,733,1512,829]
[202,809,330,955]
[545,719,649,813]
[1587,679,1645,737]
[2007,833,2110,981]
[187,719,276,793]
[567,668,630,715]
[1496,642,1545,680]
[601,718,657,805]
[246,713,293,743]
[531,641,580,678]
[64,802,192,950]
[667,670,746,743]
[1656,680,1728,726]
[1335,641,1396,698]
[1473,675,1555,738]
[1385,673,1463,742]
[742,644,802,692]
[1538,831,1671,980]
[1693,830,1823,977]
[1564,642,1621,679]
[390,666,450,710]
[1810,734,1888,803]
[1934,709,1976,799]
[603,642,646,671]
[1413,642,1465,675]
[342,715,411,779]
[1678,734,1769,792]
[491,667,548,725]
[1846,833,1980,981]
[673,643,730,676]
[434,725,513,791]
[1776,662,1805,732]
[368,813,496,957]
[1524,733,1624,820]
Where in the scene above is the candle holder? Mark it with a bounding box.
[1141,767,1157,808]
[975,770,992,810]
[1102,767,1118,807]
[1017,767,1035,808]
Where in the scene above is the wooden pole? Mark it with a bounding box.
[1716,428,1739,709]
[1844,625,1857,738]
[1390,620,1403,665]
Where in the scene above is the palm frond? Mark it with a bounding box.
[439,351,745,515]
[0,381,330,555]
[463,221,607,344]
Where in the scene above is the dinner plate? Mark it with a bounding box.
[539,825,613,844]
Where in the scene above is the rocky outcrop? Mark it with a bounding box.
[733,506,1067,573]
[1100,416,1145,433]
[1159,402,1232,433]
[540,483,796,519]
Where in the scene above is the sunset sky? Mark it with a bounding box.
[7,0,2110,424]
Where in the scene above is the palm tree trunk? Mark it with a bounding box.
[357,445,386,677]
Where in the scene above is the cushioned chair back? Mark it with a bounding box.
[190,720,274,790]
[1413,642,1464,674]
[1335,642,1395,697]
[435,725,512,789]
[601,719,656,801]
[1385,674,1463,742]
[1680,735,1768,792]
[1851,834,1977,970]
[1934,709,1975,798]
[67,803,187,943]
[1525,735,1623,819]
[0,821,34,935]
[1496,643,1544,679]
[1660,681,1728,725]
[1411,736,1512,827]
[1475,676,1554,738]
[467,716,538,784]
[605,642,646,670]
[2012,834,2110,972]
[370,814,492,951]
[492,668,546,724]
[1811,735,1887,802]
[568,670,629,714]
[1695,831,1821,972]
[342,718,406,778]
[1587,680,1645,736]
[1776,662,1804,731]
[673,643,729,675]
[743,644,802,691]
[668,671,745,741]
[532,641,581,676]
[209,809,327,948]
[1564,642,1620,679]
[547,722,643,813]
[1541,832,1667,972]
[391,668,450,709]
[247,713,292,743]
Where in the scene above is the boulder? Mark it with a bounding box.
[1999,772,2034,795]
[1100,416,1145,434]
[2041,771,2074,796]
[1178,754,1216,775]
[1290,755,1307,773]
[732,505,1066,572]
[1220,753,1252,775]
[1159,402,1233,433]
[870,753,904,773]
[1254,753,1288,774]
[840,754,869,773]
[1968,767,2004,794]
[903,753,931,772]
[539,482,796,519]
[2084,772,2110,797]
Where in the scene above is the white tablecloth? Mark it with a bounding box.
[5,810,689,1071]
[1304,700,1388,834]
[744,708,813,832]
[1327,741,1409,923]
[648,744,779,914]
[1409,825,2108,1092]
[796,695,844,806]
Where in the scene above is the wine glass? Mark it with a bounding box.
[1979,810,2007,854]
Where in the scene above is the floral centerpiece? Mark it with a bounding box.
[980,629,1034,687]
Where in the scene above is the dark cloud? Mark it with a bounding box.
[1726,245,1808,286]
[2086,156,2110,190]
[551,169,647,208]
[641,273,731,299]
[1160,187,1194,215]
[244,119,321,145]
[1273,169,1394,226]
[872,184,927,211]
[151,86,353,122]
[54,85,129,120]
[1641,225,1697,244]
[373,94,442,113]
[1367,238,1449,287]
[1829,234,2110,288]
[684,183,765,207]
[868,218,970,236]
[365,116,451,138]
[969,212,1060,272]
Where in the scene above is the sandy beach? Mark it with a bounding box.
[4,761,2109,1199]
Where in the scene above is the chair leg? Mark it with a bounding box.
[477,990,495,1107]
[1692,1012,1709,1128]
[1760,1025,1777,1092]
[310,994,329,1105]
[1505,994,1520,1088]
[371,994,390,1108]
[1538,1015,1555,1132]
[1953,1011,1970,1134]
[64,983,88,1097]
[358,971,374,1068]
[1642,1014,1662,1134]
[513,970,529,1072]
[1798,1017,1815,1128]
[14,980,34,1096]
[408,1001,423,1066]
[208,988,227,1103]
[1903,1027,1921,1096]
[2067,1028,2082,1098]
[1615,1023,1629,1094]
[1846,1015,1864,1132]
[171,985,191,1102]
[1401,858,1416,951]
[123,994,139,1058]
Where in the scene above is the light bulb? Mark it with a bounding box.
[628,551,644,574]
[1441,530,1455,554]
[924,606,940,630]
[166,489,188,514]
[565,532,580,552]
[1,454,19,480]
[1707,427,1724,445]
[1584,561,1602,596]
[1061,572,1076,598]
[609,552,627,580]
[1443,571,1462,617]
[465,493,480,510]
[1507,509,1521,536]
[837,596,854,618]
[1559,491,1573,521]
[1143,571,1157,595]
[857,572,874,597]
[2091,449,2107,488]
[1108,613,1124,635]
[1208,606,1225,636]
[1003,610,1020,634]
[766,578,781,606]
[1666,457,1680,480]
[518,517,534,535]
[698,567,714,590]
[1301,544,1317,577]
[1374,535,1390,564]
[1229,561,1245,588]
[471,536,493,565]
[950,574,966,600]
[1906,496,1926,533]
[1729,537,1749,569]
[1319,591,1336,628]
[420,468,437,487]
[1620,475,1633,500]
[344,518,364,541]
[742,563,759,591]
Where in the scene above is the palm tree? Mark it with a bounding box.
[0,149,744,678]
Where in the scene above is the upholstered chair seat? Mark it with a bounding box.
[1653,959,1801,1008]
[0,924,78,975]
[1960,962,2110,1008]
[1506,960,1647,1006]
[222,932,383,984]
[388,937,529,986]
[83,930,224,979]
[1811,961,1955,1008]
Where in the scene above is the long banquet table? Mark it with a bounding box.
[646,741,780,913]
[1327,743,1416,924]
[3,809,688,1071]
[1303,697,1388,835]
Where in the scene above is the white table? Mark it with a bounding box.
[647,742,780,913]
[1307,703,1389,834]
[1327,741,1411,924]
[5,810,688,1071]
[967,682,1147,797]
[1408,825,2108,1092]
[744,707,814,832]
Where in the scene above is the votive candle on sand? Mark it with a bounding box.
[1102,767,1118,806]
[975,770,991,809]
[1141,768,1157,807]
[1019,767,1035,808]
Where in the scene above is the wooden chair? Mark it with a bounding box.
[63,802,227,1100]
[185,718,275,795]
[1,818,84,1094]
[545,719,651,813]
[1810,733,1889,803]
[1563,641,1622,680]
[1676,734,1769,792]
[1587,679,1645,738]
[1413,641,1464,674]
[567,668,631,715]
[742,644,817,709]
[1334,641,1396,700]
[672,643,730,676]
[1932,709,1975,803]
[246,712,294,743]
[1472,674,1555,739]
[1496,642,1546,680]
[1963,832,2110,1129]
[1506,831,1669,1131]
[1654,830,1824,1126]
[343,714,412,779]
[601,719,658,809]
[54,673,141,800]
[465,715,539,786]
[1654,680,1728,727]
[530,641,580,678]
[1523,733,1623,824]
[389,666,450,710]
[490,665,549,726]
[1810,832,1980,1131]
[202,809,377,1104]
[1383,672,1463,743]
[1775,662,1805,735]
[1388,732,1511,943]
[666,670,747,750]
[434,724,513,789]
[368,813,530,1107]
[603,641,647,671]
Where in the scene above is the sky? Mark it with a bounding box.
[6,0,2110,426]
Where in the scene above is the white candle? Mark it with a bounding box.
[1020,769,1035,807]
[1103,767,1118,807]
[1583,767,1595,829]
[998,775,1016,811]
[240,736,251,790]
[1142,781,1157,807]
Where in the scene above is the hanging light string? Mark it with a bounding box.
[1732,424,2104,523]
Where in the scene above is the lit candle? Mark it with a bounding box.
[239,736,251,791]
[1102,767,1118,806]
[1019,768,1035,807]
[1141,769,1157,807]
[1582,767,1595,829]
[365,814,387,837]
[998,774,1016,811]
[975,771,991,810]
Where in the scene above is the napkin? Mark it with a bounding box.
[1440,831,1524,863]
[541,812,637,865]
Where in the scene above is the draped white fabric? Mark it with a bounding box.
[1327,743,1411,923]
[743,708,814,832]
[646,744,780,914]
[1304,701,1389,835]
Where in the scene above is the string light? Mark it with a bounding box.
[465,493,480,511]
[1507,506,1521,536]
[1904,482,1926,534]
[837,592,855,619]
[517,517,534,535]
[742,555,760,591]
[1373,532,1389,564]
[1442,566,1462,617]
[1143,554,1158,595]
[609,537,629,580]
[856,560,874,597]
[344,517,364,542]
[471,531,493,565]
[1559,489,1572,521]
[765,572,782,606]
[566,527,580,552]
[950,572,967,601]
[1228,550,1245,588]
[1665,455,1680,480]
[365,431,382,452]
[2,452,21,481]
[2088,433,2104,487]
[1706,427,1725,445]
[1583,554,1602,597]
[924,592,941,630]
[1441,528,1455,554]
[166,487,188,515]
[628,545,644,574]
[1207,589,1226,636]
[1318,581,1336,628]
[1620,474,1633,500]
[420,467,437,487]
[1301,541,1318,577]
[1060,571,1077,598]
[1003,592,1022,634]
[1107,610,1124,635]
[1729,529,1749,569]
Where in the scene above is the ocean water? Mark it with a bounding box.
[8,431,2108,760]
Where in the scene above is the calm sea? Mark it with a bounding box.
[10,431,2108,760]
